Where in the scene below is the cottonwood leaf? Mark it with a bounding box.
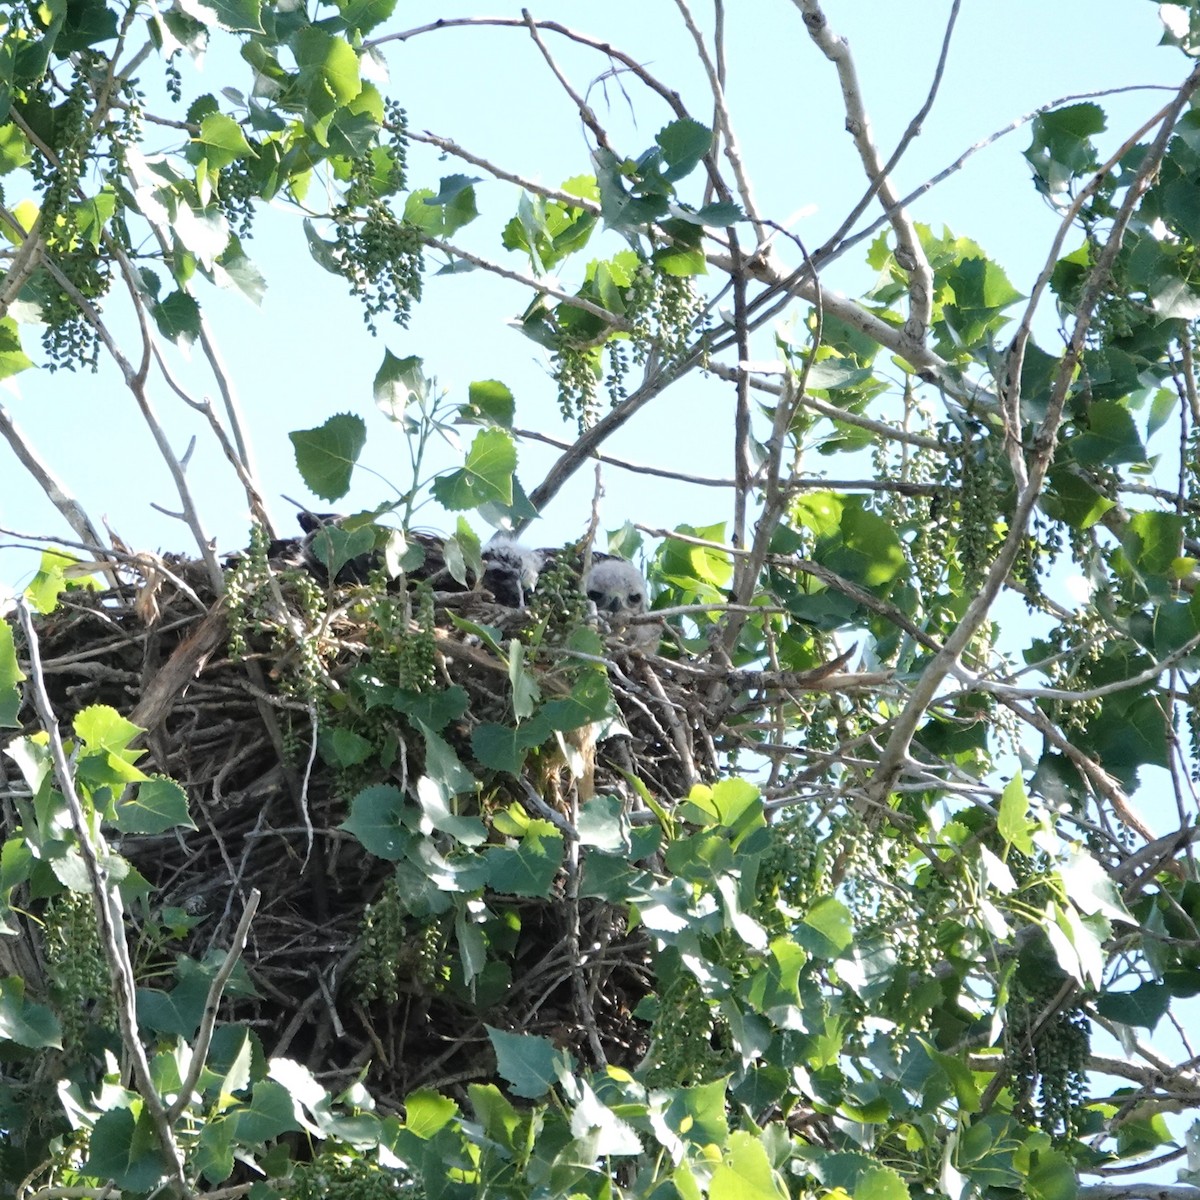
[0,316,33,380]
[0,977,61,1048]
[657,118,712,183]
[486,1026,568,1099]
[82,1108,166,1192]
[1071,401,1146,466]
[374,350,427,422]
[402,1089,458,1138]
[471,724,526,773]
[798,896,853,958]
[485,821,563,897]
[998,773,1033,853]
[178,0,263,32]
[404,185,478,237]
[340,784,410,860]
[463,379,515,427]
[432,429,516,510]
[290,412,366,501]
[0,622,24,727]
[113,776,195,835]
[415,775,486,846]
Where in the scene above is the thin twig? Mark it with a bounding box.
[166,889,261,1122]
[16,599,194,1196]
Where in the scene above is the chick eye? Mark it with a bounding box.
[587,590,604,604]
[628,594,642,605]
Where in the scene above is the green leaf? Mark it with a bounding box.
[854,1166,910,1200]
[112,776,195,835]
[701,778,763,844]
[431,428,516,511]
[289,412,366,501]
[745,936,806,1015]
[0,976,61,1048]
[183,0,264,33]
[485,820,563,897]
[1021,1143,1078,1200]
[817,500,906,590]
[658,1078,731,1148]
[293,27,361,123]
[924,1040,981,1112]
[340,784,410,860]
[1124,510,1184,578]
[1043,901,1104,988]
[508,639,540,720]
[654,242,707,277]
[318,727,374,768]
[1089,693,1170,777]
[215,236,266,303]
[0,316,33,380]
[384,685,469,731]
[196,112,253,170]
[426,173,481,205]
[82,1108,167,1192]
[414,775,486,846]
[304,522,376,581]
[152,290,202,346]
[232,1079,302,1143]
[1024,102,1105,195]
[572,1080,645,1156]
[403,185,479,238]
[195,1116,235,1185]
[1095,981,1169,1029]
[695,200,745,226]
[486,1026,568,1099]
[0,621,24,727]
[467,1083,522,1152]
[0,124,33,176]
[471,723,526,773]
[1147,387,1178,439]
[1043,468,1114,531]
[997,773,1033,853]
[56,0,119,51]
[709,1129,787,1200]
[415,719,476,796]
[1070,401,1146,466]
[373,351,428,422]
[797,896,854,958]
[403,1089,458,1138]
[656,118,712,184]
[74,705,143,759]
[1059,851,1133,924]
[577,795,628,853]
[464,379,515,427]
[303,217,342,273]
[593,148,670,233]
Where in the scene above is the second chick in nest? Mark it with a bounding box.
[582,556,660,649]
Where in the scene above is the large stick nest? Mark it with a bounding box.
[0,542,777,1106]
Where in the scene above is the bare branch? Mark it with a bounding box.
[791,0,936,346]
[166,889,261,1122]
[0,400,112,570]
[16,600,194,1196]
[421,234,630,330]
[672,0,767,241]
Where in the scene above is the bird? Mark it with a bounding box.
[267,512,659,650]
[268,510,546,609]
[582,556,660,649]
[480,534,544,608]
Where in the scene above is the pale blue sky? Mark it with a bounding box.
[0,1,1188,583]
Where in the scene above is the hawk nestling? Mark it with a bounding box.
[582,556,660,649]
